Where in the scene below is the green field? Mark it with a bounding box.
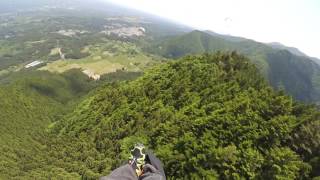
[40,40,162,76]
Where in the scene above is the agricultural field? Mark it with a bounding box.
[0,9,170,78]
[40,40,163,77]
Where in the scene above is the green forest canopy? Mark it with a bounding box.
[0,69,142,179]
[31,52,319,179]
[146,30,320,103]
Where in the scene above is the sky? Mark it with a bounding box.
[105,0,320,58]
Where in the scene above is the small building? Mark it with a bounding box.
[25,60,43,68]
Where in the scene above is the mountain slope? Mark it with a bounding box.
[0,70,96,178]
[268,42,307,57]
[147,30,320,103]
[31,52,320,179]
[0,68,146,179]
[205,30,249,42]
[267,50,320,101]
[147,30,272,75]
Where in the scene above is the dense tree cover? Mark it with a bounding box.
[1,3,320,178]
[0,69,143,179]
[27,52,318,179]
[146,30,320,103]
[267,50,320,102]
[0,70,94,178]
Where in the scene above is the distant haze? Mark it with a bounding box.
[104,0,320,59]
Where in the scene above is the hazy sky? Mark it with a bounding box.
[105,0,320,58]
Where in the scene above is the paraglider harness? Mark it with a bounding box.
[129,143,165,178]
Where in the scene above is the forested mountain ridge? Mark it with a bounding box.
[267,42,307,57]
[147,30,320,103]
[1,0,319,104]
[25,52,318,179]
[0,1,320,179]
[0,69,144,178]
[0,70,96,178]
